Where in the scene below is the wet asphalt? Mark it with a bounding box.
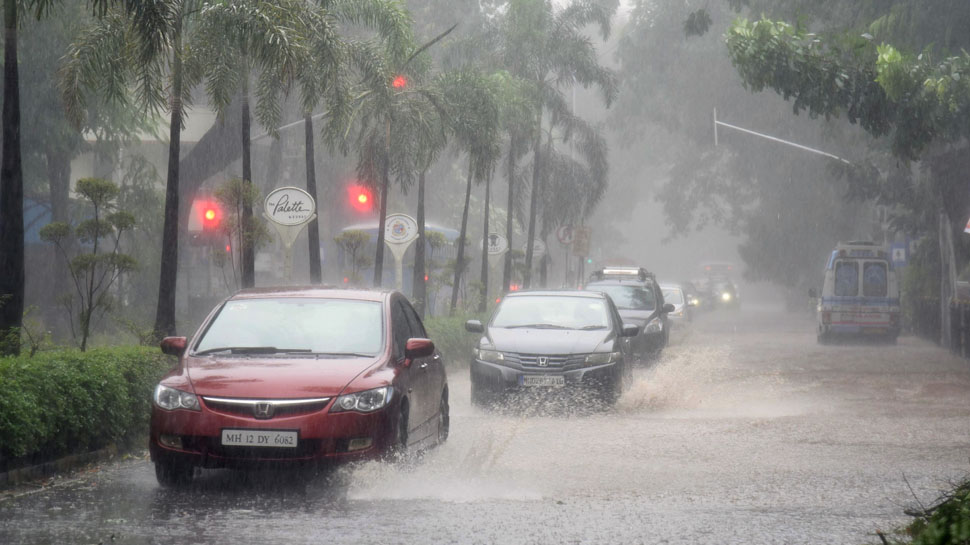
[2,302,969,545]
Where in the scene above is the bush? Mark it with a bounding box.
[425,313,488,369]
[904,479,970,545]
[0,346,172,471]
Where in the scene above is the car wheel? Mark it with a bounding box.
[394,402,409,454]
[155,461,192,487]
[437,390,450,444]
[470,380,492,409]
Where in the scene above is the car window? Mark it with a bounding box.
[662,288,684,304]
[834,261,859,297]
[195,298,384,355]
[391,300,411,360]
[863,261,888,297]
[491,295,610,329]
[586,283,656,311]
[402,300,428,338]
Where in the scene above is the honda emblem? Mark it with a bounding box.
[537,356,548,367]
[254,402,274,419]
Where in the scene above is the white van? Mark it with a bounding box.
[813,241,900,344]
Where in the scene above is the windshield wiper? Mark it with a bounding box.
[194,346,312,355]
[504,323,569,329]
[578,325,608,330]
[313,352,374,358]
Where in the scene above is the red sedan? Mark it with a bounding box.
[149,287,449,486]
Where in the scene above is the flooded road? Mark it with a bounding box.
[2,303,969,544]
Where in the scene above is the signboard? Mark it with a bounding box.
[264,187,315,227]
[556,225,574,245]
[572,226,591,257]
[385,214,419,245]
[486,233,509,255]
[891,242,907,267]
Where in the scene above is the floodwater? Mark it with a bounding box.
[2,301,969,544]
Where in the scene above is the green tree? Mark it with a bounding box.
[39,178,137,351]
[334,229,371,284]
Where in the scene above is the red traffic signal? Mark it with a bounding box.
[199,200,223,233]
[347,185,374,213]
[391,75,407,89]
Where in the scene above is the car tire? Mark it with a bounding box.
[437,389,450,444]
[155,461,192,487]
[470,381,493,409]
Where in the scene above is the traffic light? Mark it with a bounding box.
[391,75,407,89]
[347,185,374,213]
[199,200,223,234]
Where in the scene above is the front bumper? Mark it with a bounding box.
[470,357,621,395]
[149,399,397,470]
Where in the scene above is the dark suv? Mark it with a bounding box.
[584,267,674,361]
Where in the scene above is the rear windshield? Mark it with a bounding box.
[491,296,610,330]
[834,261,859,296]
[586,284,656,311]
[662,288,684,305]
[863,262,888,297]
[195,298,384,355]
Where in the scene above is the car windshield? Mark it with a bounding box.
[662,288,684,304]
[586,284,656,311]
[194,298,384,356]
[491,295,610,329]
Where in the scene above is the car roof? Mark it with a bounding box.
[230,286,391,302]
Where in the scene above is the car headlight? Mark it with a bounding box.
[585,351,621,366]
[670,309,683,317]
[331,386,393,413]
[475,348,505,364]
[721,292,732,302]
[154,384,201,411]
[644,317,663,333]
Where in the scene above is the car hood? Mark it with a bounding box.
[617,309,656,325]
[184,355,378,398]
[485,327,614,355]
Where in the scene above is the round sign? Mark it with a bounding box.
[385,213,418,245]
[484,233,509,255]
[556,225,574,245]
[264,187,316,226]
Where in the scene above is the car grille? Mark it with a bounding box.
[503,352,586,369]
[201,396,332,420]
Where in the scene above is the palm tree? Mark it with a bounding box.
[60,0,187,339]
[484,0,617,287]
[193,0,313,289]
[297,0,412,284]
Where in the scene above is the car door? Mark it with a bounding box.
[401,299,441,440]
[390,298,422,445]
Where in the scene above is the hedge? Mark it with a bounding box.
[0,346,173,472]
[424,312,488,369]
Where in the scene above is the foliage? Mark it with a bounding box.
[334,229,372,283]
[903,479,970,545]
[0,345,171,470]
[39,178,138,351]
[214,177,271,289]
[423,312,488,368]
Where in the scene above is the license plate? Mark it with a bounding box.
[520,375,565,387]
[221,429,298,448]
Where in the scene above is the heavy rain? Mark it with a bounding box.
[1,1,969,544]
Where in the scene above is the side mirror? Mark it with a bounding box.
[405,338,435,361]
[464,319,484,333]
[662,303,675,313]
[808,288,818,298]
[621,323,640,337]
[160,336,187,356]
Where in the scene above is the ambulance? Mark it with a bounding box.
[814,241,900,344]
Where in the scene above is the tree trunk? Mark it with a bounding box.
[153,21,183,338]
[503,143,515,293]
[479,171,491,312]
[304,114,322,284]
[524,125,542,289]
[240,88,255,288]
[450,156,474,314]
[0,0,24,355]
[373,119,391,287]
[939,209,957,348]
[413,168,428,316]
[46,145,71,331]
